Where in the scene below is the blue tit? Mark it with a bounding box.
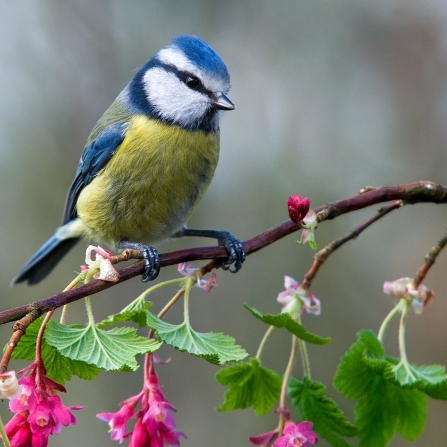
[12,34,245,285]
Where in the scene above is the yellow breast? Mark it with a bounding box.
[76,115,220,246]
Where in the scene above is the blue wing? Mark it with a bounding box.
[63,123,125,224]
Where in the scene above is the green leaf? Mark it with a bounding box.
[215,358,281,416]
[355,376,397,447]
[45,320,161,371]
[334,330,383,399]
[359,333,447,400]
[244,305,330,345]
[97,301,152,328]
[334,330,428,446]
[394,385,427,441]
[355,376,427,447]
[288,376,356,447]
[10,318,100,384]
[146,312,247,365]
[392,362,447,399]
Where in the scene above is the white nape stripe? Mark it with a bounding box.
[158,47,200,77]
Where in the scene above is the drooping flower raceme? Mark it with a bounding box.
[3,363,83,447]
[98,356,185,447]
[278,276,321,317]
[383,277,434,314]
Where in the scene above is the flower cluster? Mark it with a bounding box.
[250,421,318,447]
[383,277,434,314]
[278,276,321,317]
[3,363,82,447]
[98,359,185,447]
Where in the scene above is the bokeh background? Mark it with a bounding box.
[1,1,447,446]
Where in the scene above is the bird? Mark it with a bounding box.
[12,34,245,285]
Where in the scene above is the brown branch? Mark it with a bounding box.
[413,231,447,287]
[302,200,403,289]
[1,181,446,326]
[0,309,43,373]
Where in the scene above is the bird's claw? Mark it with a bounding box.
[138,244,160,282]
[217,230,246,273]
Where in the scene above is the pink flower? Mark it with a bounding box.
[249,428,279,447]
[97,393,141,443]
[278,276,321,316]
[197,273,218,292]
[83,245,119,282]
[177,263,198,278]
[273,422,318,447]
[288,195,310,225]
[98,357,186,447]
[3,362,83,447]
[0,371,21,400]
[383,277,434,314]
[178,263,218,292]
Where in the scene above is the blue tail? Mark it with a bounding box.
[12,235,80,285]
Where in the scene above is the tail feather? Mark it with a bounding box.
[12,236,80,285]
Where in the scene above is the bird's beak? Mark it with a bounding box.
[212,93,235,110]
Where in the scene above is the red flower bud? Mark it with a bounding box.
[287,195,310,224]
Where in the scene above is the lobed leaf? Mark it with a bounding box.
[10,318,100,384]
[45,320,161,371]
[146,312,247,365]
[289,376,356,447]
[244,304,330,344]
[216,358,282,416]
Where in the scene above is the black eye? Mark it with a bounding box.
[185,76,201,90]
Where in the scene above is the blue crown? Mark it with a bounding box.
[170,34,230,81]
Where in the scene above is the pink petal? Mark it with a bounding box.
[249,429,278,446]
[284,276,298,291]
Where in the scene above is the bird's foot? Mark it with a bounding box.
[172,227,246,273]
[138,244,160,282]
[216,230,246,273]
[120,241,160,282]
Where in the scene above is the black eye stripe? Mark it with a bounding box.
[156,61,211,95]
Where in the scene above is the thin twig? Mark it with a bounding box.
[0,309,42,374]
[302,201,403,289]
[413,231,447,287]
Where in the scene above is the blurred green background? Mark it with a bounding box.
[1,1,447,446]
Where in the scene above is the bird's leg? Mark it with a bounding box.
[173,226,246,273]
[119,241,160,282]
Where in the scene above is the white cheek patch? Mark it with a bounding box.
[143,68,210,128]
[157,47,229,94]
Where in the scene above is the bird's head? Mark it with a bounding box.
[127,35,234,132]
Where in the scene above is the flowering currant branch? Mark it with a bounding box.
[2,180,447,447]
[1,181,446,328]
